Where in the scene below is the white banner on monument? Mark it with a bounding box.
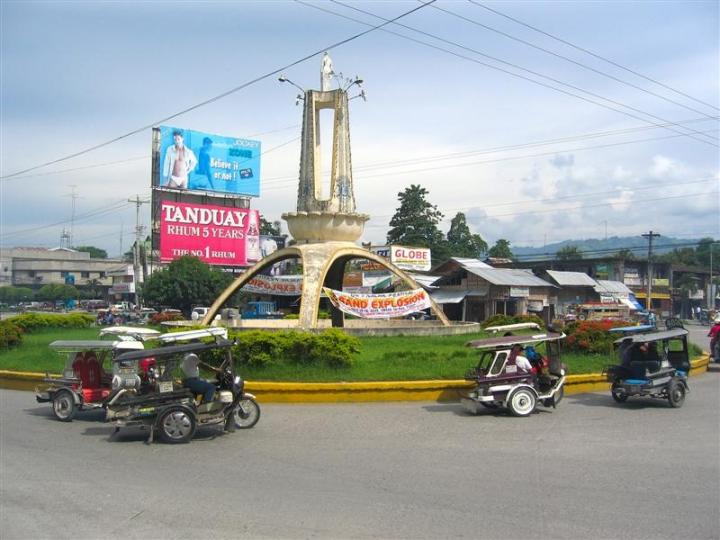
[323,287,431,319]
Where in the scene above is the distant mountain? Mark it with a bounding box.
[512,236,702,260]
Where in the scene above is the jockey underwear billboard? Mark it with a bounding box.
[155,125,261,197]
[159,201,260,266]
[323,287,431,319]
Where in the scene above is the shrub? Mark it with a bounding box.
[564,319,630,354]
[8,312,95,332]
[228,329,359,369]
[0,320,24,349]
[481,313,545,329]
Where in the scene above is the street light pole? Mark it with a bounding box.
[642,231,661,312]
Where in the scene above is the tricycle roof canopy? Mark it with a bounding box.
[49,340,144,353]
[613,327,688,344]
[114,339,232,363]
[466,332,565,350]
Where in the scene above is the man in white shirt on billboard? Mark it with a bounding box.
[163,130,197,189]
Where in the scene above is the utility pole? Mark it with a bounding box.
[642,231,661,312]
[128,195,149,308]
[64,185,80,247]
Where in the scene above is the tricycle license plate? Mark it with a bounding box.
[629,385,640,393]
[159,381,173,393]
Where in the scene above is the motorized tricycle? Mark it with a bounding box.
[461,326,567,417]
[105,330,260,444]
[36,338,146,421]
[603,318,690,407]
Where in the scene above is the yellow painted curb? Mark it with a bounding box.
[1,355,710,402]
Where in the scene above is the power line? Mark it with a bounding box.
[470,1,719,113]
[363,189,716,227]
[430,2,718,119]
[260,128,719,192]
[0,0,437,180]
[318,0,717,146]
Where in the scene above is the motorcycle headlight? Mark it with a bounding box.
[234,376,241,385]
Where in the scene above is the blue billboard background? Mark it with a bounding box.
[157,125,261,197]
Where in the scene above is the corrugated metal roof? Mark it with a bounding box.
[594,279,633,296]
[465,267,555,287]
[546,270,598,287]
[430,288,488,303]
[405,272,441,288]
[452,257,493,270]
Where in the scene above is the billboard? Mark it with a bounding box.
[159,200,260,266]
[371,245,432,272]
[156,125,261,197]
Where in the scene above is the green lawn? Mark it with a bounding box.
[0,327,99,373]
[0,327,629,381]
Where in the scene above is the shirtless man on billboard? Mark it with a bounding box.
[163,130,197,189]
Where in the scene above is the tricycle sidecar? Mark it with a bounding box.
[461,329,567,417]
[36,339,145,421]
[105,328,259,444]
[603,319,690,408]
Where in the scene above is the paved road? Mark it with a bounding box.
[1,372,719,540]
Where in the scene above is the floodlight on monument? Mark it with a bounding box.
[344,76,363,91]
[349,89,367,102]
[278,75,306,94]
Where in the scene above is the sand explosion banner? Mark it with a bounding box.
[322,287,431,319]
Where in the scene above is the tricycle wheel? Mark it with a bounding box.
[667,379,686,408]
[233,397,261,429]
[158,407,196,444]
[52,391,76,422]
[611,383,628,403]
[508,388,536,417]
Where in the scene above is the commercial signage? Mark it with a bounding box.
[509,286,530,297]
[241,275,302,296]
[159,201,260,266]
[156,126,261,197]
[391,245,431,272]
[652,278,669,287]
[110,283,135,294]
[323,287,431,319]
[370,246,391,259]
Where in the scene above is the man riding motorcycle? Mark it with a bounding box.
[708,317,720,362]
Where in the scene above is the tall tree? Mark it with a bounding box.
[386,184,448,263]
[73,246,108,259]
[142,256,233,315]
[260,216,280,236]
[488,239,513,259]
[446,212,488,259]
[557,245,584,260]
[695,237,717,268]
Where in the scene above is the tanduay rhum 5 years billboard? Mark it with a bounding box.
[156,125,261,197]
[160,201,260,266]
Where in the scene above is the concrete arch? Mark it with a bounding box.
[201,242,449,329]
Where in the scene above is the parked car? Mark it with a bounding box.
[461,326,567,417]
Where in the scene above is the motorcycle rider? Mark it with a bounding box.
[181,353,221,403]
[708,317,720,362]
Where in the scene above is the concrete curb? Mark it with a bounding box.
[1,355,710,403]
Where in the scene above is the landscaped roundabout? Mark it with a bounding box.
[0,313,709,406]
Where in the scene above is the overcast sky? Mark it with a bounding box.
[1,0,718,257]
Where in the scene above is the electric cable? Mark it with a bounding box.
[260,128,719,192]
[428,1,718,119]
[470,1,720,112]
[0,0,437,181]
[308,1,717,146]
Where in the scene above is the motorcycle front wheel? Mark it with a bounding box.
[233,397,261,429]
